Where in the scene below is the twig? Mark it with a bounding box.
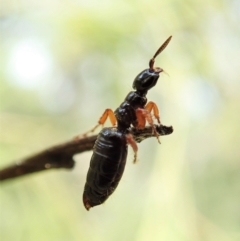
[0,124,173,181]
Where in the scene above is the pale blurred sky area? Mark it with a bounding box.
[1,1,240,241]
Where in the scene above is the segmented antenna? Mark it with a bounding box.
[149,36,172,70]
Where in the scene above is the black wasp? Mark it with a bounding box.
[82,36,172,210]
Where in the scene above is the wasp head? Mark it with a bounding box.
[132,68,162,93]
[132,36,172,94]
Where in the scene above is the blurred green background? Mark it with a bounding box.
[1,0,240,240]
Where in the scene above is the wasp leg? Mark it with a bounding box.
[135,108,146,129]
[126,133,138,163]
[135,105,161,144]
[77,109,117,138]
[144,101,161,143]
[144,101,161,124]
[86,108,117,134]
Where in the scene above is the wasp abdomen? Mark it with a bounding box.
[83,128,128,210]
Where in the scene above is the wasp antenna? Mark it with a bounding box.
[149,36,172,70]
[153,36,172,59]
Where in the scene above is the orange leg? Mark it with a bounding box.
[126,133,138,163]
[135,109,147,129]
[144,101,161,124]
[97,109,117,126]
[80,109,117,137]
[135,101,161,143]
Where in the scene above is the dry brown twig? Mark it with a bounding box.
[0,124,173,181]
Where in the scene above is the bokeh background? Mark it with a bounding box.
[1,0,240,240]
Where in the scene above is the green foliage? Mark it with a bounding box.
[1,0,240,240]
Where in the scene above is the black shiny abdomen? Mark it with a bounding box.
[83,127,128,209]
